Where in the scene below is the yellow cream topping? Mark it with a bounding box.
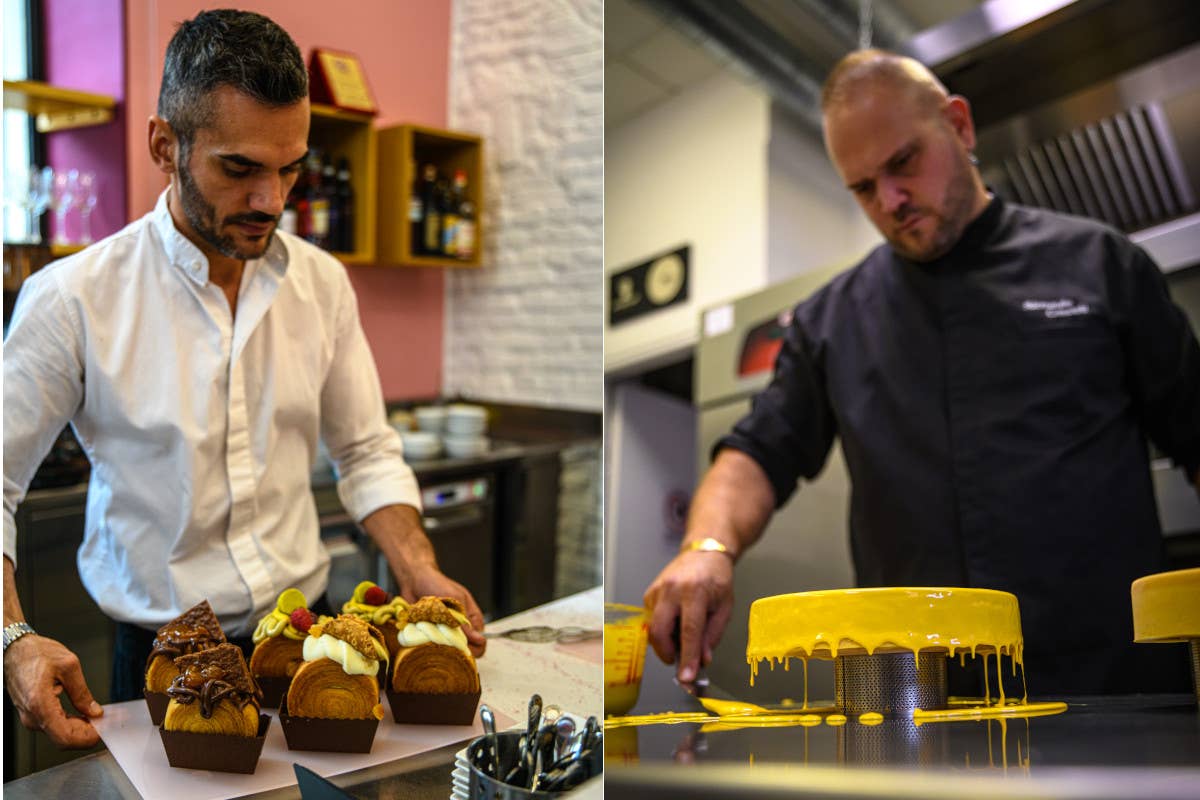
[342,596,411,627]
[396,621,470,654]
[252,588,309,643]
[302,633,387,676]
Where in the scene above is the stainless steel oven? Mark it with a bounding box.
[318,475,497,619]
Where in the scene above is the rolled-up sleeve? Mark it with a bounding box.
[318,269,422,520]
[715,309,838,509]
[1114,243,1200,480]
[3,270,87,567]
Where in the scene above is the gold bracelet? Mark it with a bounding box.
[681,537,735,559]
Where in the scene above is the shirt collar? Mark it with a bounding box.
[151,189,289,285]
[893,192,1007,271]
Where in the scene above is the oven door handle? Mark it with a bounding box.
[423,504,485,532]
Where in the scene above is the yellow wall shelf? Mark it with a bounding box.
[309,102,377,264]
[378,124,483,268]
[3,80,116,133]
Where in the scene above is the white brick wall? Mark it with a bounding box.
[555,442,603,596]
[446,0,603,411]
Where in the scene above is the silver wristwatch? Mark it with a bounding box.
[2,622,36,652]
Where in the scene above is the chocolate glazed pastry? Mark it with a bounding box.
[145,623,225,692]
[163,643,262,737]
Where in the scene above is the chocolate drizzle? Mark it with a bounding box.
[167,663,260,718]
[152,624,222,659]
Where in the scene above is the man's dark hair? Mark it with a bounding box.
[157,9,308,154]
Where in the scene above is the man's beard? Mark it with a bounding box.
[886,151,978,263]
[178,159,276,261]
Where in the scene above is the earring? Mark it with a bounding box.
[968,153,980,167]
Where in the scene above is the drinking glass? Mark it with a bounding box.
[78,171,98,244]
[52,168,79,245]
[24,166,53,245]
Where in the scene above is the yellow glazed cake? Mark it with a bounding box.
[1131,567,1200,643]
[746,587,1023,678]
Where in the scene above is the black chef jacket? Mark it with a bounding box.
[720,196,1200,696]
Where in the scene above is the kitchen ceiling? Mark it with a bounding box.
[605,0,984,131]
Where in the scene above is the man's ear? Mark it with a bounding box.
[943,94,977,152]
[148,115,179,175]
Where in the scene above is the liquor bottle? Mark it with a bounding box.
[322,154,341,251]
[293,174,311,241]
[305,150,330,249]
[454,171,475,260]
[441,171,461,258]
[408,158,423,255]
[336,157,355,253]
[421,164,442,256]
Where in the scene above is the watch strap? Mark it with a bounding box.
[2,621,36,652]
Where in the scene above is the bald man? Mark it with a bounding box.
[643,49,1200,697]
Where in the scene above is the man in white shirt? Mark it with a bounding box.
[2,9,485,749]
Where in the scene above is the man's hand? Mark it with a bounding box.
[643,550,735,684]
[403,568,488,658]
[360,504,487,658]
[3,634,102,749]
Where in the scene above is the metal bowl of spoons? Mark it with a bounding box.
[466,695,602,799]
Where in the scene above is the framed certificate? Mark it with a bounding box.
[308,48,378,115]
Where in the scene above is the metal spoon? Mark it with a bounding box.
[553,715,576,763]
[479,704,500,778]
[529,725,558,791]
[540,703,562,728]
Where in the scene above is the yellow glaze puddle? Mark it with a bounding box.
[697,697,770,716]
[913,701,1067,725]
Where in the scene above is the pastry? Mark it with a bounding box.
[286,614,387,720]
[145,599,227,694]
[163,643,261,737]
[390,596,480,695]
[249,588,313,706]
[341,580,410,657]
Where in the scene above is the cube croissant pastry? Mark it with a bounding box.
[163,643,262,737]
[391,596,481,694]
[286,614,387,721]
[144,600,226,694]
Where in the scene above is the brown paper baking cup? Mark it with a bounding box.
[385,687,481,725]
[159,714,270,773]
[144,690,169,726]
[277,699,380,752]
[255,675,292,709]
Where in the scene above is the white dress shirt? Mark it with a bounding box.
[3,191,421,635]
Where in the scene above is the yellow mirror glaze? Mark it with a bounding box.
[746,587,1024,682]
[1131,567,1200,643]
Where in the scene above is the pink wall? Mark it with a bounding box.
[44,0,127,245]
[123,0,450,398]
